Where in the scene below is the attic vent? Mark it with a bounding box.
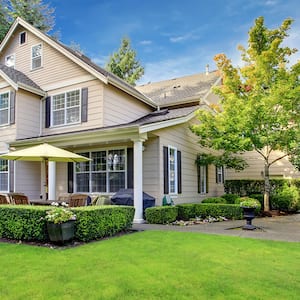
[149,109,169,116]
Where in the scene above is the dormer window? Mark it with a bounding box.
[31,43,42,70]
[5,54,15,68]
[19,32,26,45]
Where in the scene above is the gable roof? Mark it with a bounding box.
[136,71,221,108]
[0,17,156,108]
[0,63,45,96]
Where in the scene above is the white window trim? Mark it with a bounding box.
[74,147,127,193]
[5,53,15,68]
[31,43,43,70]
[19,31,27,45]
[168,145,178,195]
[50,88,82,127]
[0,91,10,127]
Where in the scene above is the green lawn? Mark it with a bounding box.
[0,231,299,299]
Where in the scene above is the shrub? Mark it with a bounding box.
[176,204,196,221]
[145,206,178,224]
[249,194,264,208]
[194,203,243,220]
[0,205,134,242]
[73,206,135,241]
[235,197,261,214]
[201,197,227,204]
[271,184,300,212]
[221,193,240,204]
[0,206,47,241]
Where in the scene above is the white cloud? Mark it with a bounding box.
[140,40,152,45]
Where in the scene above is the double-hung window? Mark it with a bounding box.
[75,149,126,193]
[52,89,81,126]
[0,92,9,126]
[163,146,182,195]
[0,159,9,192]
[199,165,207,194]
[31,43,42,69]
[216,166,224,184]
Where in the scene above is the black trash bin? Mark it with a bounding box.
[111,188,155,213]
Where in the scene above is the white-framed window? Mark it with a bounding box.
[168,146,178,194]
[75,149,126,193]
[5,54,15,68]
[0,92,10,126]
[51,89,81,126]
[0,159,9,192]
[19,31,26,45]
[199,165,207,194]
[216,166,224,184]
[31,43,42,69]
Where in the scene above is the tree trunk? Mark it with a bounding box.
[263,163,271,212]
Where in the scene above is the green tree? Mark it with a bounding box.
[0,0,55,42]
[191,17,300,212]
[0,0,10,41]
[105,37,144,85]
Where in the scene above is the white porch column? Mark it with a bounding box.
[48,161,56,200]
[133,139,144,223]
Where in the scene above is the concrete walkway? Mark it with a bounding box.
[132,214,300,242]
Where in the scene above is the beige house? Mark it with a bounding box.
[0,18,225,222]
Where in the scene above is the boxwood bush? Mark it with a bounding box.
[145,206,178,224]
[221,193,240,204]
[194,203,243,220]
[0,205,134,242]
[176,204,196,221]
[201,197,227,204]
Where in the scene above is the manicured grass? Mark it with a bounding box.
[0,231,299,299]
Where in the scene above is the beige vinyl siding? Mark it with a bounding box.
[16,90,41,139]
[147,119,224,205]
[14,161,41,199]
[227,150,300,180]
[56,162,68,199]
[143,137,160,204]
[103,85,152,126]
[1,27,89,89]
[42,79,104,135]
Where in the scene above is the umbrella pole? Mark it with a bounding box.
[45,158,48,200]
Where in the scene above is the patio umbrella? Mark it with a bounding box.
[0,143,90,199]
[0,143,89,162]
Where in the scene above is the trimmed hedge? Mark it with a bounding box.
[145,206,178,224]
[0,205,134,242]
[224,179,294,196]
[201,197,227,204]
[177,203,243,221]
[73,206,134,241]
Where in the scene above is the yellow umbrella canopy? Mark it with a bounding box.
[0,143,89,162]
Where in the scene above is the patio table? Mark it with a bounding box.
[30,199,68,206]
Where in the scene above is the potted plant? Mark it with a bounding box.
[239,197,261,230]
[45,203,76,243]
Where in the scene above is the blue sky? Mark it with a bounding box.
[49,0,300,84]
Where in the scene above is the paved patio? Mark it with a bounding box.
[132,214,300,242]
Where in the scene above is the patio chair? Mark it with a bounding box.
[0,194,10,204]
[11,194,30,205]
[57,193,72,203]
[69,194,88,207]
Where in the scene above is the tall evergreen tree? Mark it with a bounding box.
[0,0,55,42]
[105,37,144,85]
[0,0,10,41]
[191,17,300,212]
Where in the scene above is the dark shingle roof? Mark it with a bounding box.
[136,71,220,107]
[130,105,200,126]
[0,63,42,91]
